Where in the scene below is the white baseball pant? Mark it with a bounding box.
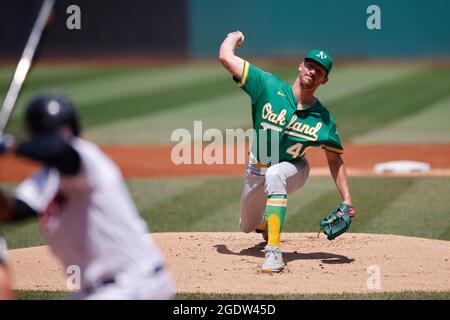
[69,267,175,300]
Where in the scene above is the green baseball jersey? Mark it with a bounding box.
[233,61,343,165]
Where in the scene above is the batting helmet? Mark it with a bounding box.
[25,93,80,136]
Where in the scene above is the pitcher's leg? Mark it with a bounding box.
[261,158,310,272]
[265,157,310,196]
[239,158,310,235]
[239,170,267,233]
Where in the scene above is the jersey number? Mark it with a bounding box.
[286,143,303,159]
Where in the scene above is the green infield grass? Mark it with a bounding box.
[3,176,450,250]
[14,290,450,300]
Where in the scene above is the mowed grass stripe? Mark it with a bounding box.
[284,177,418,235]
[343,177,417,231]
[3,63,436,141]
[2,67,167,135]
[0,66,126,87]
[86,64,421,144]
[1,67,145,115]
[440,225,450,241]
[0,184,45,249]
[5,63,430,143]
[127,177,207,209]
[329,68,450,140]
[128,177,211,231]
[138,177,242,232]
[1,64,222,105]
[78,75,234,128]
[284,189,341,233]
[362,178,450,240]
[353,95,450,143]
[3,64,226,134]
[1,219,44,249]
[67,64,225,106]
[190,197,241,231]
[317,64,421,102]
[283,178,337,228]
[85,93,252,144]
[0,67,110,88]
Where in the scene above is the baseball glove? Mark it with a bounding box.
[319,203,356,240]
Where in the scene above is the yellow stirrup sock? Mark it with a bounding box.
[265,194,287,247]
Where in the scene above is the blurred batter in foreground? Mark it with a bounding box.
[0,93,174,299]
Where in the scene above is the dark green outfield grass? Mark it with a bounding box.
[330,68,450,140]
[14,290,450,300]
[1,64,295,135]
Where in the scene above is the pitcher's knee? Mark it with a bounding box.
[265,166,287,195]
[239,218,254,233]
[240,223,254,233]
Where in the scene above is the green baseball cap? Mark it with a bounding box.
[304,49,334,74]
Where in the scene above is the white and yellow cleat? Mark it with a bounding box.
[261,245,284,273]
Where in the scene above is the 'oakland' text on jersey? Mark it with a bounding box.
[234,61,343,165]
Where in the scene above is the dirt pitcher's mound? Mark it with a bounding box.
[8,233,450,295]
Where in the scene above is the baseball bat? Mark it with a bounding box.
[0,0,56,135]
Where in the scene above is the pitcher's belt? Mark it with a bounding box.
[248,152,269,169]
[249,155,306,169]
[253,161,269,169]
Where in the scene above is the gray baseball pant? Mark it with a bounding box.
[239,156,310,233]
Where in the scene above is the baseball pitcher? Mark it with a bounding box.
[0,93,175,299]
[219,31,356,272]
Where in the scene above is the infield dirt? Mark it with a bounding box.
[8,232,450,294]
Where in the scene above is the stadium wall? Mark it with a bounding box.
[0,0,448,59]
[0,0,188,58]
[188,0,450,58]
